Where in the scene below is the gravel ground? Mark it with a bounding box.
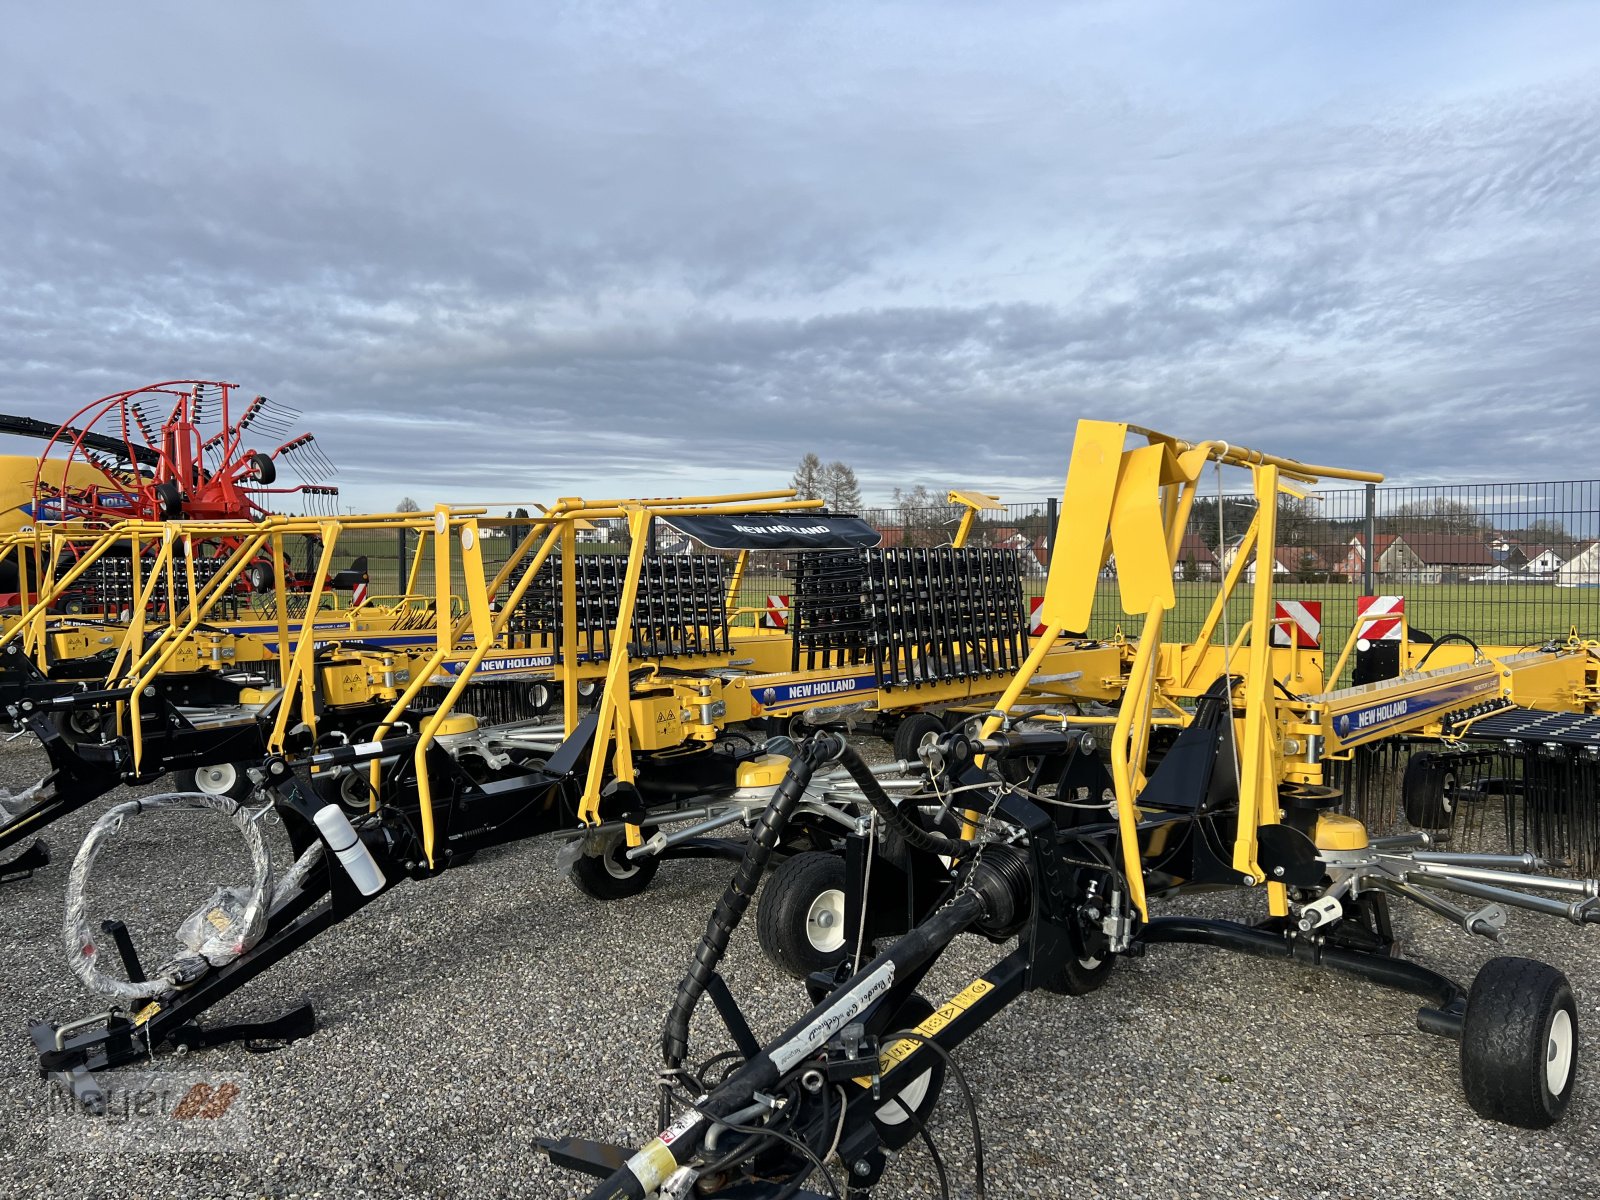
[2,736,1599,1199]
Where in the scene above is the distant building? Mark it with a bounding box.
[1557,543,1600,588]
[1174,532,1218,581]
[1375,534,1497,585]
[1338,533,1399,581]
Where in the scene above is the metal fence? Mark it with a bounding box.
[339,480,1600,648]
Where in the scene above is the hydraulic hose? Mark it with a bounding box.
[589,888,994,1200]
[831,740,972,859]
[660,734,835,1074]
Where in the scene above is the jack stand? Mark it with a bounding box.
[0,838,49,886]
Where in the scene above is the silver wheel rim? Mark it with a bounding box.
[1547,1009,1575,1095]
[805,888,846,953]
[599,839,639,880]
[339,771,372,811]
[195,763,239,795]
[1441,771,1457,815]
[876,1068,934,1127]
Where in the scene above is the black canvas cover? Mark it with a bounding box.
[660,511,882,551]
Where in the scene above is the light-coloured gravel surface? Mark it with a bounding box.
[1,736,1598,1199]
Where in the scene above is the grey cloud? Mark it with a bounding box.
[1,5,1597,512]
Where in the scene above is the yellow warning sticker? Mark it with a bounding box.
[856,977,994,1085]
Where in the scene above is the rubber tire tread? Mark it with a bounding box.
[757,851,849,979]
[1402,751,1452,829]
[569,841,660,901]
[893,713,946,764]
[1460,955,1578,1129]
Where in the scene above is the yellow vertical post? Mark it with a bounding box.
[405,520,429,597]
[181,533,198,636]
[269,533,292,664]
[266,528,341,754]
[952,506,977,548]
[1233,465,1287,916]
[1106,608,1163,921]
[408,517,508,866]
[578,506,651,828]
[724,549,748,626]
[432,506,455,649]
[561,521,580,734]
[126,530,178,772]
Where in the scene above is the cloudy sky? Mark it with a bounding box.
[2,2,1597,512]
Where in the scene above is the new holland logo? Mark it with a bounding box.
[442,655,554,675]
[757,674,876,708]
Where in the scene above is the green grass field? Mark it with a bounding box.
[1114,581,1600,649]
[344,527,1600,654]
[728,576,1600,648]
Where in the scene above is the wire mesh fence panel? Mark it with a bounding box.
[338,483,1600,655]
[1084,479,1600,657]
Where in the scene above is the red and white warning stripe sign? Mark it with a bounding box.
[351,580,369,608]
[1356,595,1404,641]
[763,594,790,629]
[1270,599,1321,648]
[1028,596,1046,636]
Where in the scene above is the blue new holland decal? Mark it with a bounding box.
[757,673,879,709]
[440,654,555,676]
[1334,676,1495,740]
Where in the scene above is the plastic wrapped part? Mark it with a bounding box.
[62,792,297,1003]
[0,778,46,829]
[175,885,254,966]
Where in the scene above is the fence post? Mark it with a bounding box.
[396,527,408,595]
[1045,496,1058,568]
[1363,483,1377,596]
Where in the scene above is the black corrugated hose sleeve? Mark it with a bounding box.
[660,734,836,1074]
[833,742,972,859]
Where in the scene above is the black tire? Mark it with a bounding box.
[758,851,850,978]
[569,834,660,901]
[1034,926,1117,996]
[246,561,274,592]
[52,708,106,748]
[154,480,184,518]
[1461,956,1578,1129]
[249,451,277,486]
[174,762,255,803]
[893,712,946,764]
[1403,752,1456,829]
[872,993,946,1150]
[1033,859,1118,996]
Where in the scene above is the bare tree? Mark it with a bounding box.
[821,461,862,511]
[1389,497,1488,535]
[791,453,825,500]
[892,484,957,546]
[396,496,423,512]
